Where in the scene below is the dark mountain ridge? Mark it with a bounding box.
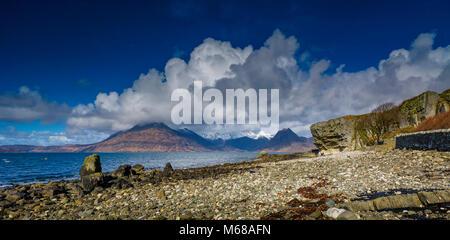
[0,123,315,153]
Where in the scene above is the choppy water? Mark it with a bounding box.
[0,152,259,188]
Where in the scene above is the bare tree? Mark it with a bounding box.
[354,102,398,146]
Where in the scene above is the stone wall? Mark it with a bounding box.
[395,129,450,151]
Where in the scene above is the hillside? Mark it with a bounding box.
[0,123,314,153]
[310,88,450,154]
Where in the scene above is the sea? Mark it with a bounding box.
[0,152,260,188]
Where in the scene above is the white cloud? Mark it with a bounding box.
[66,30,450,138]
[67,38,253,134]
[0,87,70,124]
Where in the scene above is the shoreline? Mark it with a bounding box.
[0,151,311,189]
[0,149,448,220]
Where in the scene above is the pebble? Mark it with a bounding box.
[0,149,449,220]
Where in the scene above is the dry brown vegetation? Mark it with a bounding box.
[414,111,450,132]
[354,102,399,146]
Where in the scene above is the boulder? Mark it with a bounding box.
[131,164,145,173]
[80,173,106,192]
[163,162,174,177]
[79,154,105,192]
[79,154,102,177]
[112,164,132,178]
[310,117,359,154]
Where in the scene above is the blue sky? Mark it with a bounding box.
[1,0,450,145]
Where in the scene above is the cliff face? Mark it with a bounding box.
[398,90,450,127]
[310,116,360,154]
[310,89,450,153]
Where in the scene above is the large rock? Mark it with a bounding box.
[112,164,132,178]
[79,154,102,177]
[310,117,360,154]
[79,154,104,192]
[80,173,106,192]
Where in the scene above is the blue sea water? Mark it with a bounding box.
[0,152,259,188]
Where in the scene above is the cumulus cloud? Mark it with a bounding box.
[67,30,450,138]
[0,87,70,124]
[68,38,253,134]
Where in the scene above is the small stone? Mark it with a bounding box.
[325,199,336,207]
[156,190,166,198]
[323,208,346,219]
[6,193,23,202]
[309,210,322,219]
[337,210,359,220]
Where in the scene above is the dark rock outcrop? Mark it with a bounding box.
[131,164,145,173]
[112,165,132,178]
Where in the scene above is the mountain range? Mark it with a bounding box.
[0,123,314,153]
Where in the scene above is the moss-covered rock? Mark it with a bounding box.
[79,154,104,192]
[79,154,102,177]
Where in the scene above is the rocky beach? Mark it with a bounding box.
[0,148,448,220]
